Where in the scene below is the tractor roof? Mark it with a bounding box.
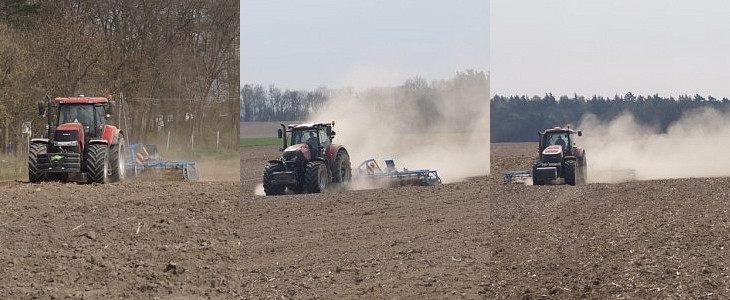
[543,126,578,134]
[55,96,109,104]
[288,122,334,130]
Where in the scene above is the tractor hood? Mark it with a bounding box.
[283,143,312,161]
[542,145,562,155]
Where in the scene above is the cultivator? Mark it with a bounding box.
[125,144,199,181]
[357,159,442,187]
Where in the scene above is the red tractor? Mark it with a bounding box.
[532,127,587,185]
[29,96,126,184]
[263,122,351,195]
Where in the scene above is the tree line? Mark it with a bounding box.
[0,0,240,153]
[241,69,490,133]
[491,92,730,142]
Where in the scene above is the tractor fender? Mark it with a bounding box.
[267,159,284,165]
[572,146,585,158]
[30,138,49,144]
[326,144,347,160]
[100,125,120,145]
[89,139,110,145]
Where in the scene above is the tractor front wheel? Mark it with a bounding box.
[305,161,328,193]
[28,143,48,183]
[109,137,126,182]
[263,163,285,195]
[564,159,577,186]
[85,144,109,184]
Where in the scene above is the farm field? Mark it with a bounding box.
[487,143,730,298]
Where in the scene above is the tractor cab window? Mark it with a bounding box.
[58,105,95,134]
[547,133,569,149]
[291,129,319,148]
[318,128,329,147]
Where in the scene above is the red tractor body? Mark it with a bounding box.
[263,122,351,195]
[29,96,126,184]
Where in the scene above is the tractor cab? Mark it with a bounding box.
[280,123,335,158]
[56,103,109,139]
[539,127,582,156]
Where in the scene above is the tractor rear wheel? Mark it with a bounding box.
[28,143,48,183]
[564,159,577,185]
[332,150,351,184]
[577,157,587,185]
[109,137,126,182]
[263,163,285,195]
[85,144,109,184]
[305,161,328,193]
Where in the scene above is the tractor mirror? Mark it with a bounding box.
[331,130,336,137]
[577,131,582,136]
[37,101,45,116]
[277,129,283,139]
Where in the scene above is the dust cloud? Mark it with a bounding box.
[578,107,730,182]
[309,76,490,184]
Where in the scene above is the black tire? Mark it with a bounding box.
[531,162,544,186]
[85,144,109,184]
[109,136,126,182]
[577,157,588,185]
[332,150,351,184]
[305,161,328,193]
[28,143,48,183]
[263,163,285,195]
[564,159,576,186]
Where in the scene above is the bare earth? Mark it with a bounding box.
[4,142,728,298]
[487,143,730,298]
[241,145,490,298]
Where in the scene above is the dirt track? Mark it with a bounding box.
[487,143,730,298]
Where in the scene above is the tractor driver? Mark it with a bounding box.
[306,131,318,151]
[554,134,567,149]
[69,106,93,133]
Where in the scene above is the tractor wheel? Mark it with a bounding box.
[332,150,351,184]
[564,159,577,186]
[531,163,544,186]
[263,163,285,195]
[305,161,328,193]
[577,157,588,185]
[109,137,126,182]
[85,144,109,184]
[28,143,48,183]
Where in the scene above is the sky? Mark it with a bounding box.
[241,0,489,91]
[491,0,730,98]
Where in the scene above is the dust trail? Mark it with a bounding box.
[578,107,730,182]
[310,73,490,184]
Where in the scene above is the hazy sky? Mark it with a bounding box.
[241,0,489,91]
[492,1,730,97]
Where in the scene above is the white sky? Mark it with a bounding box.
[241,0,489,91]
[491,0,730,98]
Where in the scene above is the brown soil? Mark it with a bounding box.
[0,180,240,299]
[487,143,730,298]
[240,145,490,298]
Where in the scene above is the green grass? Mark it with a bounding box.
[240,137,280,148]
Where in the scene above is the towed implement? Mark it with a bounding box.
[125,144,199,181]
[357,159,442,187]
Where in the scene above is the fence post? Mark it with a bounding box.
[166,131,170,152]
[216,130,220,151]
